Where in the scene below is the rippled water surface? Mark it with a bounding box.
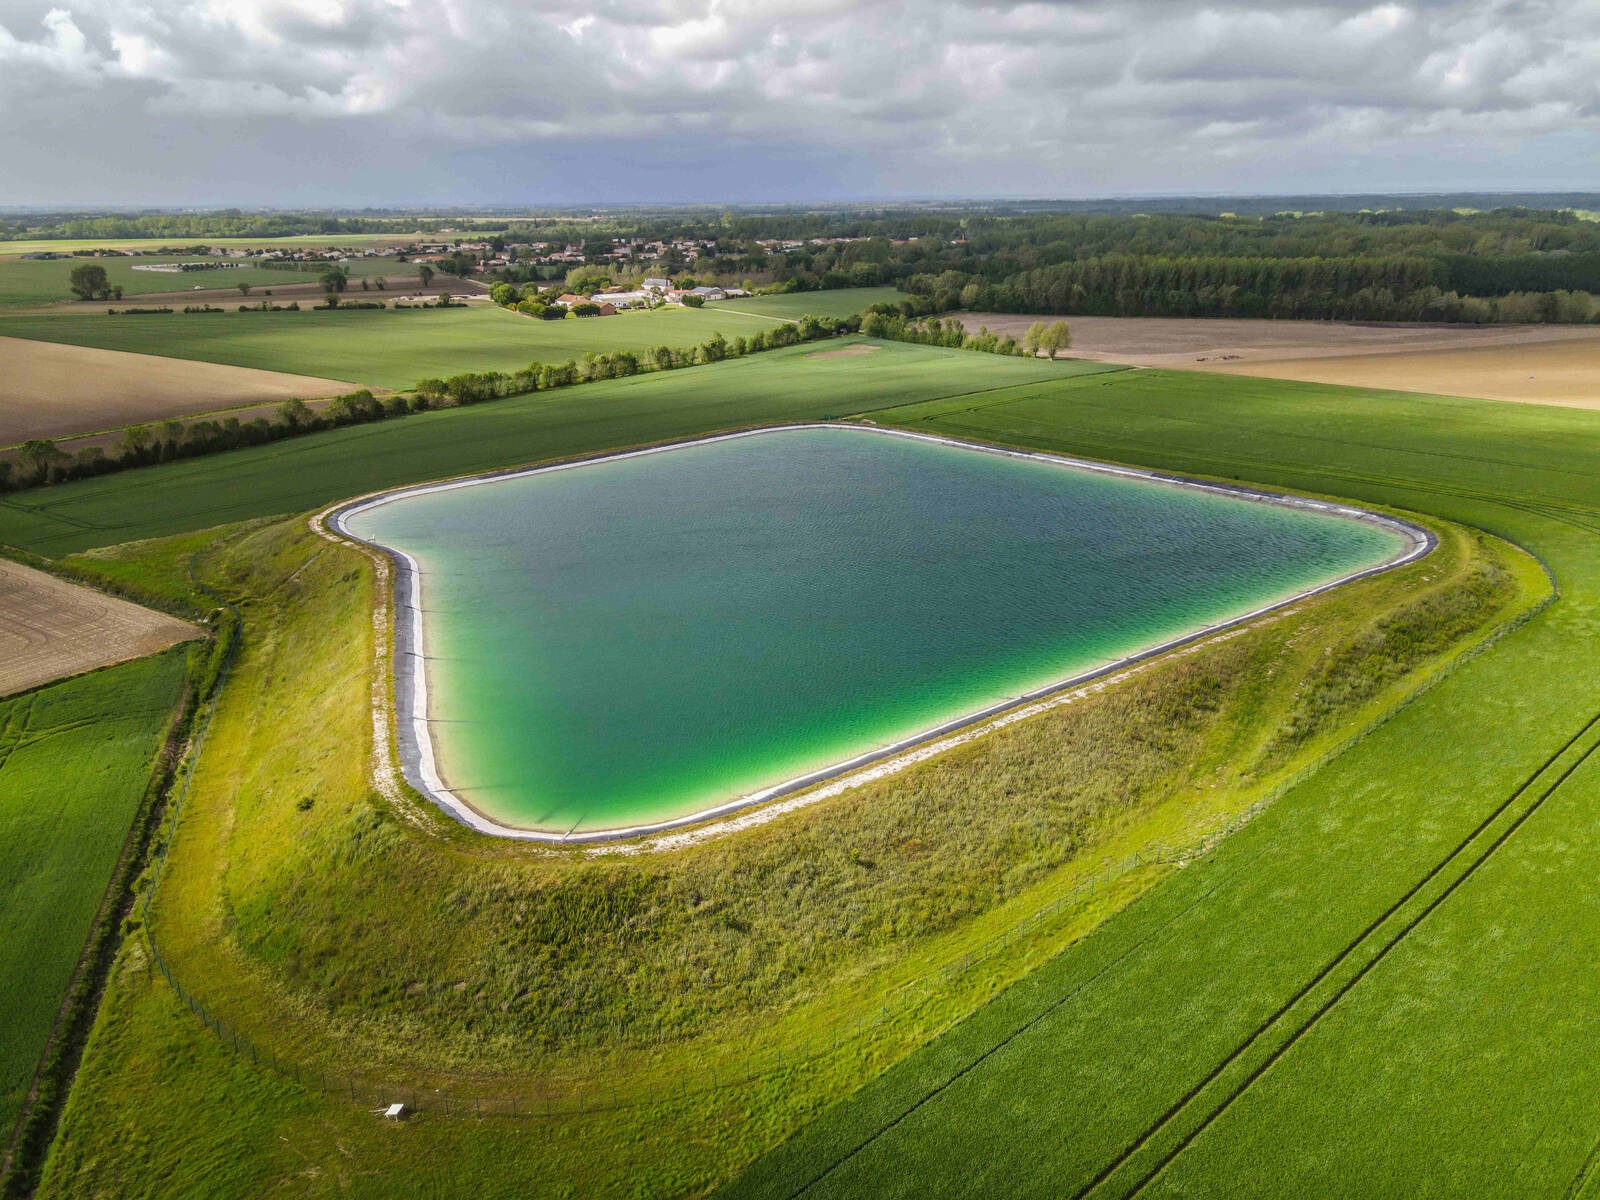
[344,427,1406,832]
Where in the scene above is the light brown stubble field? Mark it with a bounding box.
[0,558,201,697]
[962,314,1600,408]
[0,336,359,444]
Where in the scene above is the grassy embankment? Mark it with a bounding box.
[722,374,1600,1199]
[0,288,896,392]
[0,652,191,1182]
[0,347,1543,1197]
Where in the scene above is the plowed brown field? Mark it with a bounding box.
[962,314,1600,407]
[0,335,356,444]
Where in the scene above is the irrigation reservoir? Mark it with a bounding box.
[335,425,1424,839]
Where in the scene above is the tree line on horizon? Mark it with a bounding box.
[18,205,1600,326]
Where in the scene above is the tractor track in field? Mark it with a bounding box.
[777,848,1270,1200]
[1076,705,1600,1199]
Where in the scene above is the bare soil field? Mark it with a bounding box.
[962,314,1600,407]
[0,558,200,696]
[1202,338,1600,409]
[0,336,358,444]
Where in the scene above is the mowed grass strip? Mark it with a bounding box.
[0,288,902,391]
[0,652,188,1137]
[717,370,1600,1199]
[0,342,1111,558]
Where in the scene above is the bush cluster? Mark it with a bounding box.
[859,308,1029,356]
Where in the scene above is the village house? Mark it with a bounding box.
[592,291,652,309]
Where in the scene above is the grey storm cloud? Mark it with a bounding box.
[0,0,1596,204]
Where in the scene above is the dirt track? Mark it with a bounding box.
[0,558,201,697]
[963,314,1600,407]
[0,336,358,444]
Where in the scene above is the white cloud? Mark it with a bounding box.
[0,0,1595,201]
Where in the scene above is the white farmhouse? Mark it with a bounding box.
[591,291,653,309]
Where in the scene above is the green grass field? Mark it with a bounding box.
[0,652,188,1139]
[17,358,1533,1200]
[0,256,402,307]
[0,340,1101,557]
[12,346,1600,1197]
[0,289,901,391]
[0,234,424,258]
[717,373,1600,1198]
[706,287,901,320]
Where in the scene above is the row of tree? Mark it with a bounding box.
[1,315,855,493]
[897,255,1600,324]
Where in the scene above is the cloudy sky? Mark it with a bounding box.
[0,0,1595,206]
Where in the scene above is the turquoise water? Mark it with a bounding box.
[344,428,1407,833]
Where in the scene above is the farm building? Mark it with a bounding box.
[592,291,652,309]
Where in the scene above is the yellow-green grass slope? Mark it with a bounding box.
[0,652,189,1149]
[16,363,1545,1197]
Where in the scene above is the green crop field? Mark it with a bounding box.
[11,347,1600,1199]
[0,291,900,391]
[0,340,1101,557]
[0,651,188,1139]
[719,373,1600,1199]
[0,234,424,258]
[706,287,902,320]
[0,256,404,307]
